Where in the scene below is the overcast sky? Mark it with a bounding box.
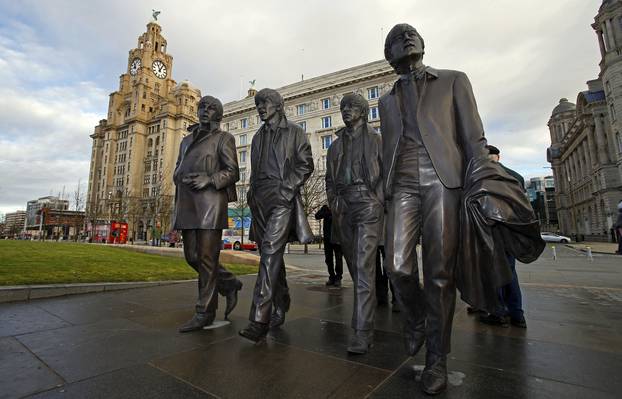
[0,0,602,214]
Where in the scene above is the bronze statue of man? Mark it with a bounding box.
[380,24,488,395]
[239,88,314,342]
[326,93,383,354]
[173,95,243,332]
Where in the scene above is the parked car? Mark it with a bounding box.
[540,232,572,243]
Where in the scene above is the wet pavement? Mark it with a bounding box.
[1,245,621,398]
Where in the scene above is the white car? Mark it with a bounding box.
[540,232,572,243]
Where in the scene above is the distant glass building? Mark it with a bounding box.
[526,177,558,230]
[25,196,69,230]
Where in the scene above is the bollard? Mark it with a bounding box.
[586,246,593,262]
[552,246,556,260]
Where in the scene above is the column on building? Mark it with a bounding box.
[602,21,614,52]
[594,114,610,164]
[606,18,617,49]
[583,141,592,174]
[586,123,599,169]
[597,28,606,57]
[609,17,622,48]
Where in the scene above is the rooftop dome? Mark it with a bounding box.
[551,98,576,116]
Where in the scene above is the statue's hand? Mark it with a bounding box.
[185,173,213,191]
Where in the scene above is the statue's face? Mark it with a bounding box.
[256,99,278,122]
[389,28,424,66]
[340,101,364,127]
[198,102,219,124]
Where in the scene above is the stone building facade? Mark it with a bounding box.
[547,0,622,241]
[221,60,396,233]
[86,21,200,240]
[25,196,69,230]
[3,211,26,236]
[87,20,398,239]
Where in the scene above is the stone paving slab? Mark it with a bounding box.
[1,244,621,398]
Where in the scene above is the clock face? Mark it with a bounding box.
[129,58,141,75]
[152,60,167,79]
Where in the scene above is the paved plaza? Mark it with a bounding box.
[1,244,621,398]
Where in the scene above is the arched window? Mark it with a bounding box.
[148,138,153,147]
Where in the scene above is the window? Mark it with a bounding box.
[144,176,150,185]
[321,98,330,110]
[368,86,379,99]
[241,118,248,129]
[297,104,306,115]
[320,155,327,170]
[240,168,247,181]
[224,122,230,131]
[321,135,332,149]
[369,106,379,120]
[610,103,617,120]
[240,134,247,145]
[239,150,247,163]
[299,121,306,132]
[321,116,332,129]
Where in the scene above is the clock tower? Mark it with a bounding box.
[86,20,200,241]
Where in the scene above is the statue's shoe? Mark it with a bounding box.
[178,312,215,333]
[224,279,243,320]
[239,321,269,343]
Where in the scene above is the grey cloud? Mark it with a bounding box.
[0,0,603,210]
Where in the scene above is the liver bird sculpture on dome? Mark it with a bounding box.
[152,10,161,21]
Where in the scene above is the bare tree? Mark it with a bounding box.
[230,186,249,249]
[70,180,86,241]
[123,194,143,243]
[72,179,86,211]
[300,163,327,254]
[140,163,175,245]
[85,192,106,242]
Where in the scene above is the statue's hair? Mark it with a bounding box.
[384,23,425,65]
[340,93,369,122]
[254,88,285,115]
[198,95,223,122]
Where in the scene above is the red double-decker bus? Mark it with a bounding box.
[91,221,128,244]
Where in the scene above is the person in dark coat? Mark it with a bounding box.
[379,23,488,395]
[478,145,528,328]
[314,204,344,286]
[326,93,383,354]
[239,88,314,343]
[173,95,243,332]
